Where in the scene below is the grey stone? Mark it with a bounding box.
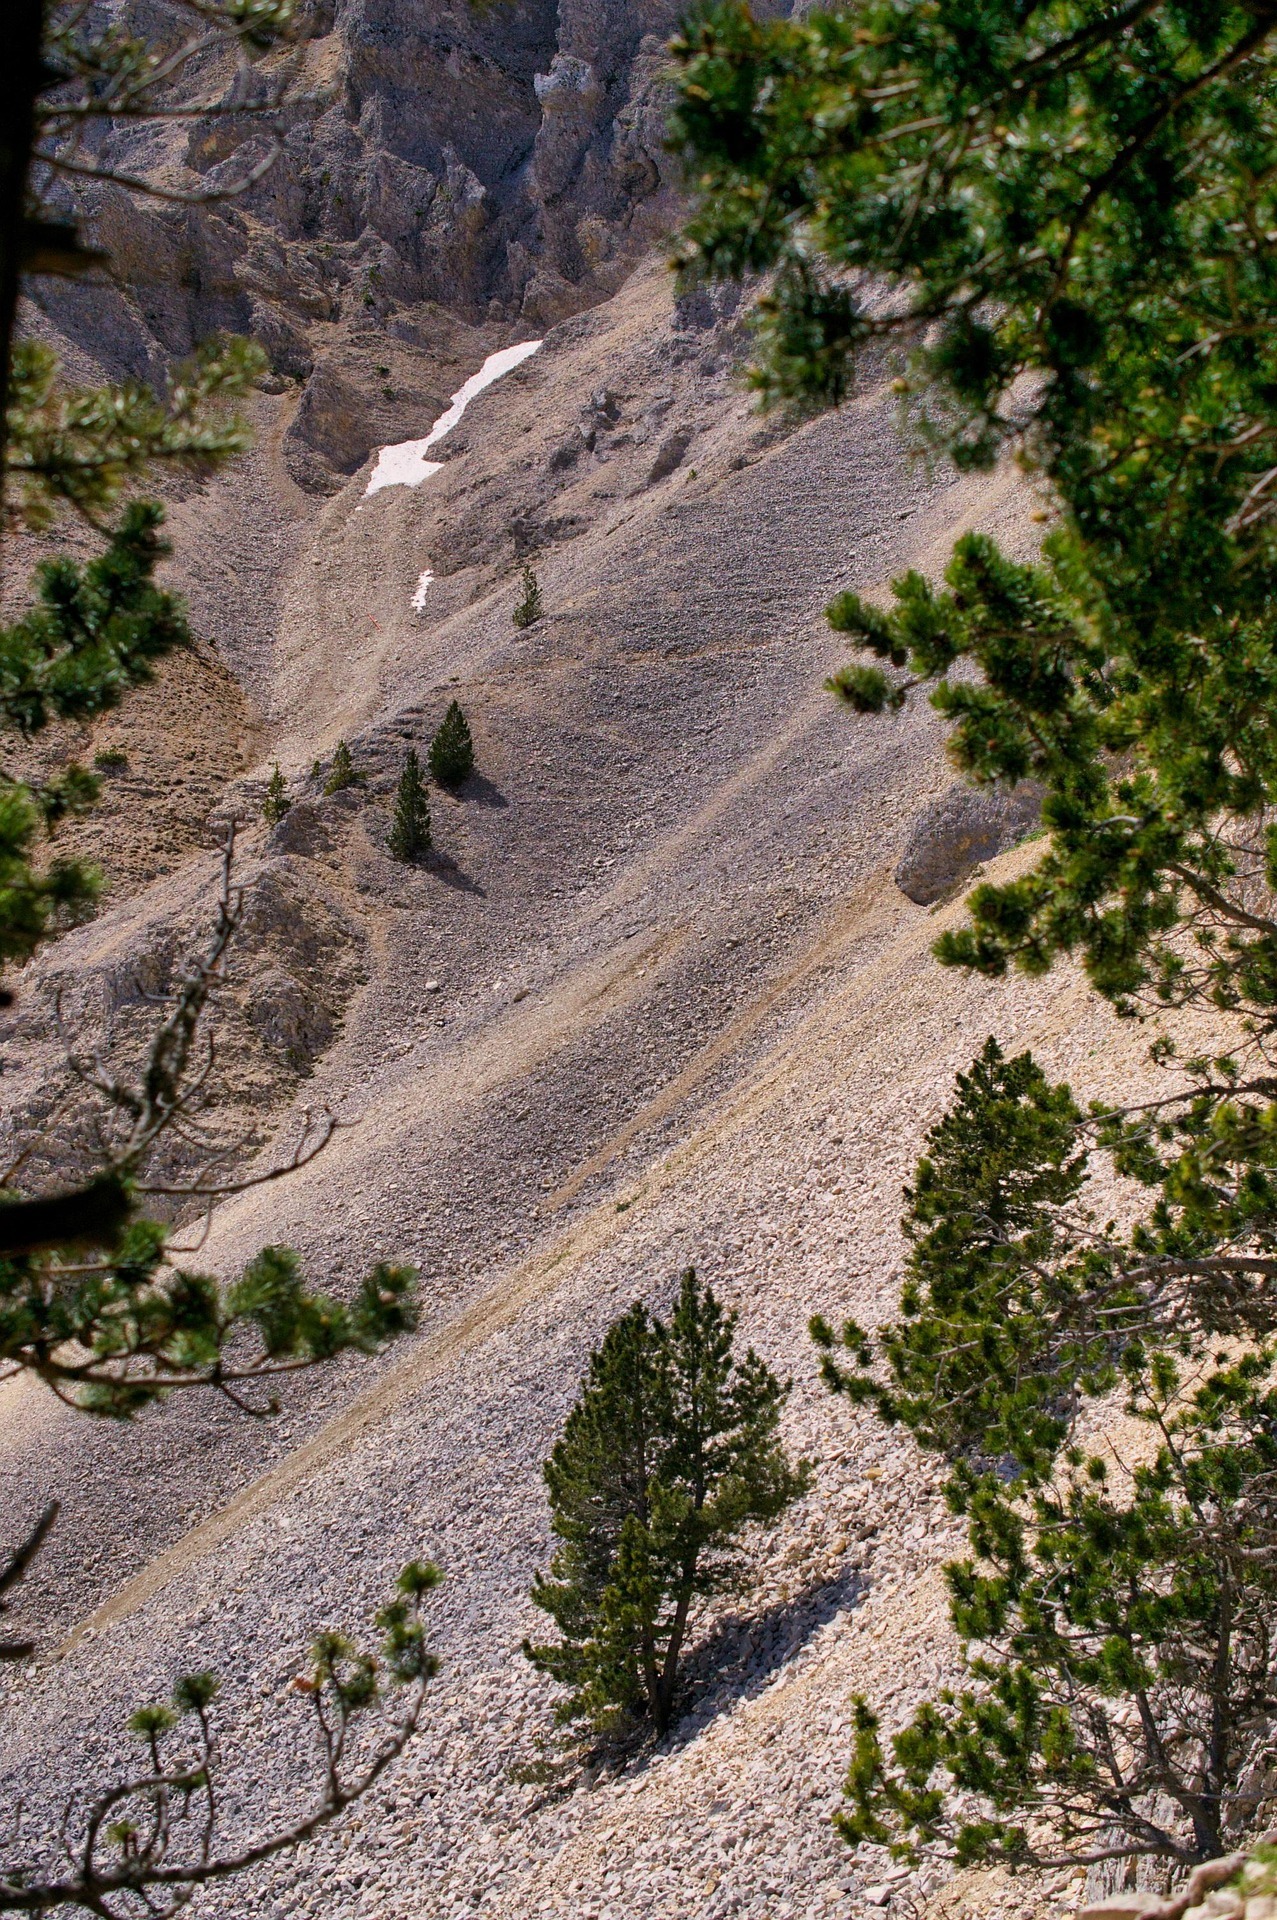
[265,800,335,858]
[647,427,693,484]
[287,360,376,476]
[894,781,1044,905]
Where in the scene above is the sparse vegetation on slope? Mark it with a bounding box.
[525,1269,809,1747]
[263,765,290,827]
[513,565,543,630]
[323,741,365,795]
[389,749,431,862]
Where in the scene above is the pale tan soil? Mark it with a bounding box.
[0,256,1214,1920]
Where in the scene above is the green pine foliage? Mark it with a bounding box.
[0,500,191,968]
[674,2,1277,1872]
[5,336,263,532]
[388,748,431,861]
[813,1041,1101,1480]
[672,3,1277,1029]
[524,1269,810,1741]
[512,563,543,630]
[427,701,474,788]
[840,1348,1277,1870]
[1,1231,419,1418]
[322,740,366,794]
[0,6,437,1909]
[815,1045,1277,1868]
[262,765,290,827]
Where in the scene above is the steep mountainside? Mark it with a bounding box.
[0,13,1157,1920]
[33,0,783,495]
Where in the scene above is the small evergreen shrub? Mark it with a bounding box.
[512,564,543,630]
[92,747,128,772]
[428,702,474,788]
[524,1269,809,1743]
[388,748,431,861]
[323,740,365,794]
[262,764,290,826]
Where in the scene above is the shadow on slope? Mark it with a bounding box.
[673,1564,868,1747]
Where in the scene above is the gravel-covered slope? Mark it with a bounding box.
[0,258,1127,1920]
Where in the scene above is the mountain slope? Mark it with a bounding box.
[0,250,1097,1920]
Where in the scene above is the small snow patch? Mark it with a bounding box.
[366,446,444,495]
[411,569,435,611]
[365,340,543,497]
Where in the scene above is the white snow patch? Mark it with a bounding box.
[366,446,444,494]
[411,569,435,612]
[364,339,543,497]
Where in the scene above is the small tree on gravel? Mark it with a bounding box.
[838,1347,1277,1872]
[814,1042,1277,1872]
[388,748,431,861]
[428,701,475,789]
[323,740,365,795]
[524,1268,810,1743]
[512,564,543,630]
[262,764,290,827]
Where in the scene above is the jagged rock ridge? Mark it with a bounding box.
[33,0,786,489]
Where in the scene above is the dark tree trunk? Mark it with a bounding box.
[653,1573,696,1735]
[1,0,43,435]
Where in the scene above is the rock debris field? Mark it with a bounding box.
[0,259,1170,1920]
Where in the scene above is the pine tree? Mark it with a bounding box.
[512,563,543,630]
[262,764,290,826]
[388,748,431,862]
[524,1269,809,1741]
[674,6,1277,1874]
[819,1056,1277,1870]
[323,739,365,794]
[427,701,475,788]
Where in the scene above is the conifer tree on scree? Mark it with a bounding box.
[675,0,1277,1878]
[428,700,475,789]
[525,1269,810,1745]
[512,563,543,629]
[389,747,432,861]
[323,739,365,794]
[0,6,441,1912]
[263,764,291,826]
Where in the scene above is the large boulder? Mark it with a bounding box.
[894,781,1044,906]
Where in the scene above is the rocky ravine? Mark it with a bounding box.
[34,0,786,501]
[0,253,1172,1920]
[0,16,1193,1919]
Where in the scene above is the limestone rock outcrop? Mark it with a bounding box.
[894,780,1044,906]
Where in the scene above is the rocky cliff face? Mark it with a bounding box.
[34,0,786,490]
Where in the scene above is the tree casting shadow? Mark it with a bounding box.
[458,773,507,809]
[425,849,485,895]
[670,1564,869,1748]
